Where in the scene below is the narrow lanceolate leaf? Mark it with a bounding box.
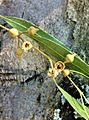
[53,79,89,120]
[0,15,89,79]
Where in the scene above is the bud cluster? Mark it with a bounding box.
[48,53,76,78]
[0,24,76,77]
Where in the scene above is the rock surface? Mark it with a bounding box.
[0,0,89,120]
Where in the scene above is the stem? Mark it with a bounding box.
[0,24,10,31]
[67,76,83,95]
[18,31,27,37]
[80,94,89,120]
[18,37,20,47]
[64,61,69,64]
[53,77,60,90]
[18,36,24,42]
[70,70,89,79]
[69,71,89,105]
[82,94,89,105]
[33,46,54,68]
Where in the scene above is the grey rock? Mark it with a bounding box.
[67,0,89,63]
[0,0,25,17]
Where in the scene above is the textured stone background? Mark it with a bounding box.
[0,0,89,120]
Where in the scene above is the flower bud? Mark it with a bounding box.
[9,28,19,38]
[48,68,59,78]
[63,69,70,77]
[54,61,65,72]
[27,26,39,35]
[65,53,76,63]
[16,47,24,57]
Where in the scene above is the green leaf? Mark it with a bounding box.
[53,79,89,120]
[59,86,89,119]
[0,15,89,79]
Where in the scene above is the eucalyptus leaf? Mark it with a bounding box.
[53,79,89,120]
[0,15,89,79]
